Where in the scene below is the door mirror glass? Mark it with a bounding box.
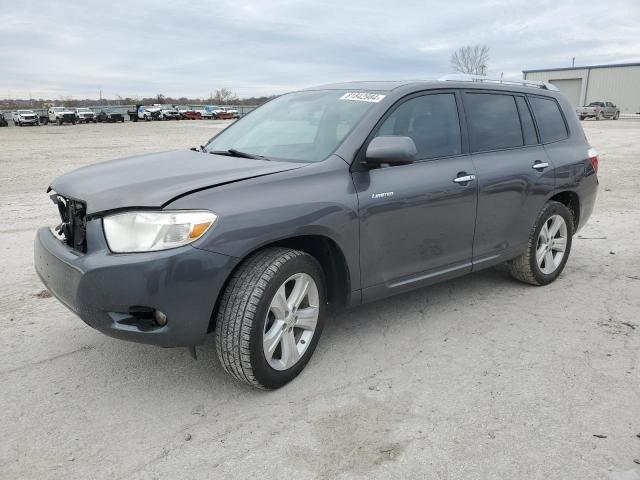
[365,136,416,165]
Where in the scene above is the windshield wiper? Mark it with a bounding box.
[209,149,268,160]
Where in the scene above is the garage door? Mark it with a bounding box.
[549,78,582,107]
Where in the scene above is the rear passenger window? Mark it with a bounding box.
[375,93,461,159]
[515,97,538,145]
[465,93,523,151]
[528,96,568,143]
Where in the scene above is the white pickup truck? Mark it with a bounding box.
[576,101,620,121]
[49,106,77,125]
[75,108,97,123]
[12,110,40,126]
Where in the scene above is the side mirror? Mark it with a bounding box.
[365,136,416,166]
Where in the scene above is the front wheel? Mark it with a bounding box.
[508,201,574,286]
[613,111,620,120]
[216,248,325,389]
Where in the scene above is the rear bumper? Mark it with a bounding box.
[34,225,238,347]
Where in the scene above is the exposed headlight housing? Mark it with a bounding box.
[103,210,217,253]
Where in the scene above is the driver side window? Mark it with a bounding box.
[375,93,462,160]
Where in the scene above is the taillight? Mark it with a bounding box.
[588,147,599,175]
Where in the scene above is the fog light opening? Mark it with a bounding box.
[153,310,168,327]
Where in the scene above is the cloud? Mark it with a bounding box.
[0,0,638,98]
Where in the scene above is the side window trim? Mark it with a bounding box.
[514,94,540,145]
[526,94,570,144]
[355,89,467,168]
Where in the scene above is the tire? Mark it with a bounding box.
[613,111,619,120]
[508,201,574,286]
[57,118,62,126]
[596,111,604,121]
[216,247,326,389]
[579,116,585,121]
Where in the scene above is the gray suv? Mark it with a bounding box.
[35,77,599,389]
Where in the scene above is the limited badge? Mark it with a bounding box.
[340,92,386,103]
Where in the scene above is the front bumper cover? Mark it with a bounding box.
[34,221,238,347]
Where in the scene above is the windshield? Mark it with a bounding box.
[589,102,604,107]
[76,108,91,112]
[18,110,34,114]
[204,90,380,163]
[52,107,64,112]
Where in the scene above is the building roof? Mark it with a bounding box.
[523,62,640,73]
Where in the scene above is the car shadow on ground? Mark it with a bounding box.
[86,265,523,396]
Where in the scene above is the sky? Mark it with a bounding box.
[1,0,639,99]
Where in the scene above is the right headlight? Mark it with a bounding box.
[103,210,218,253]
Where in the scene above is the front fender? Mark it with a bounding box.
[166,155,362,291]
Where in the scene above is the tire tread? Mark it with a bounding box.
[215,247,307,388]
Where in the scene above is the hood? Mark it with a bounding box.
[50,150,304,215]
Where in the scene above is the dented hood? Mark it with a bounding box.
[50,150,304,214]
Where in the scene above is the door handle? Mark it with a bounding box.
[532,161,549,170]
[453,174,476,184]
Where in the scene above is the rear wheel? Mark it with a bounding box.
[216,247,325,389]
[613,111,620,120]
[508,201,573,286]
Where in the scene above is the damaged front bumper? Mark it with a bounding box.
[34,219,238,347]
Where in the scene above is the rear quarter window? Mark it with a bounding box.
[529,96,568,143]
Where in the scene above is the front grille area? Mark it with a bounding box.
[52,195,87,252]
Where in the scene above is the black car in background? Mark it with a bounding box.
[0,113,8,127]
[96,109,125,123]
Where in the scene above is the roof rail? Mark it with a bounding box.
[439,74,559,91]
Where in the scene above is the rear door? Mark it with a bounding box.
[353,91,478,301]
[463,91,555,267]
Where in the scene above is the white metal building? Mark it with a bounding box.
[523,62,640,114]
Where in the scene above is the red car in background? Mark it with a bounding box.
[181,111,202,120]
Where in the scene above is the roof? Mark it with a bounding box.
[304,79,560,96]
[305,80,437,91]
[523,62,640,73]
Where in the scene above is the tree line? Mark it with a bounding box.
[0,88,276,110]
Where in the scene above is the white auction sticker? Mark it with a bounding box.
[340,92,386,103]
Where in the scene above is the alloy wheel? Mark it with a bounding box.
[263,273,319,371]
[536,214,568,274]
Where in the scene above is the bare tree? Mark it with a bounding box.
[212,88,239,105]
[451,45,490,76]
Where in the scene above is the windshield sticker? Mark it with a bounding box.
[340,92,386,103]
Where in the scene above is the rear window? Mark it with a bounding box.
[529,96,568,143]
[465,93,523,152]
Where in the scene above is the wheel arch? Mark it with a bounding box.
[207,234,351,332]
[548,190,580,232]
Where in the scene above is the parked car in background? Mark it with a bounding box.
[75,108,97,123]
[215,108,237,120]
[194,105,215,119]
[181,110,202,120]
[12,109,40,126]
[159,106,181,120]
[176,105,195,119]
[137,105,162,121]
[96,109,125,123]
[35,77,598,389]
[0,113,8,127]
[576,101,620,120]
[48,106,76,125]
[223,106,240,119]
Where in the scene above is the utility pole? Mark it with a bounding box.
[571,57,575,68]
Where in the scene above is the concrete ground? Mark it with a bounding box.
[1,119,639,480]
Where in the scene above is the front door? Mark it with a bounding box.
[353,92,477,302]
